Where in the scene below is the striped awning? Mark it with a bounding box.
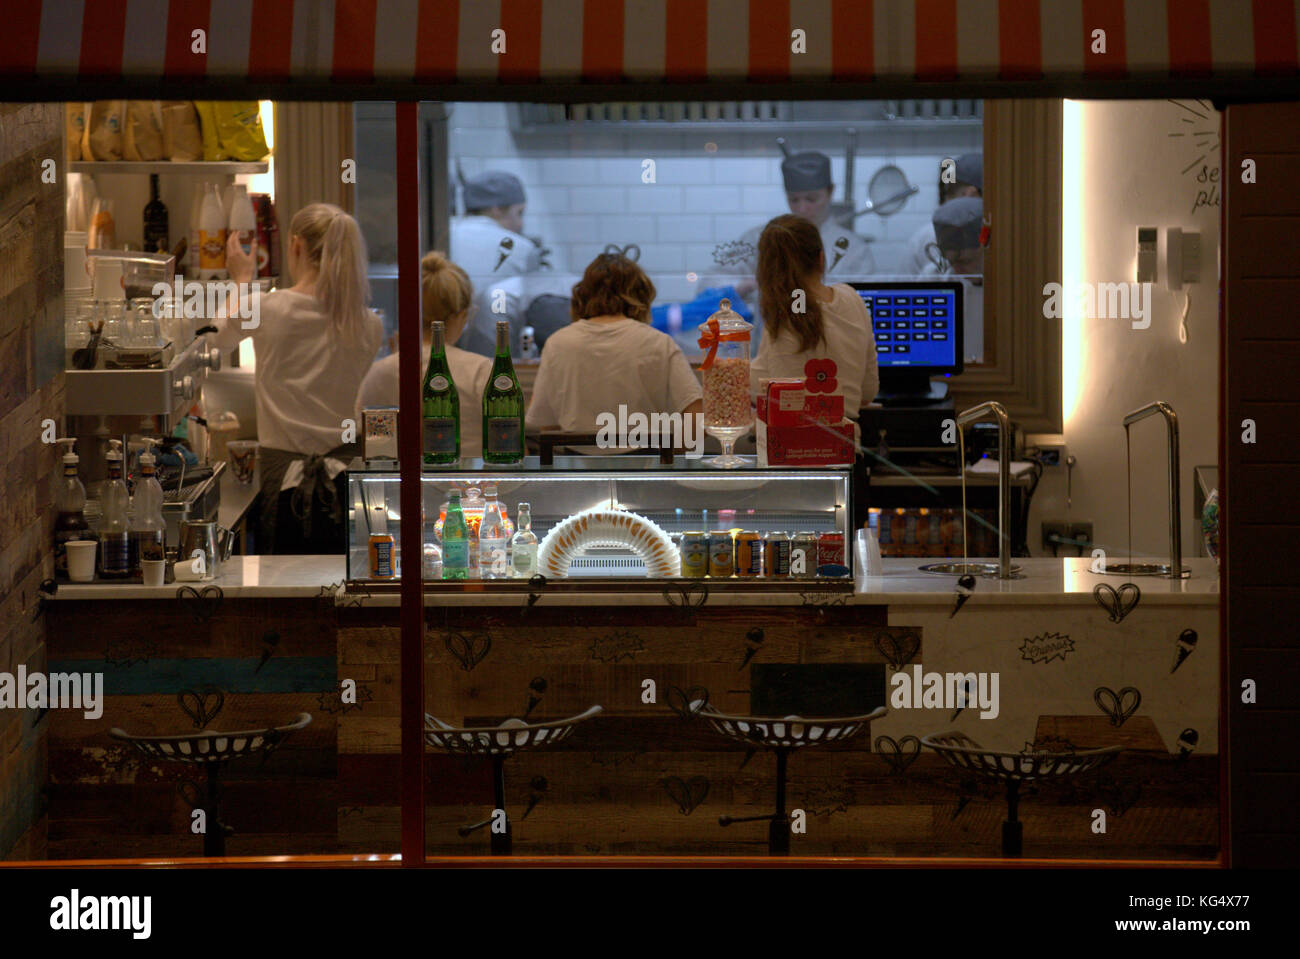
[1,0,1297,88]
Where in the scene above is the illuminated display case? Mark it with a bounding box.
[344,457,852,583]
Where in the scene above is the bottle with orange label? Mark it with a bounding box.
[198,183,227,280]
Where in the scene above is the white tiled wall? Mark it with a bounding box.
[448,102,983,291]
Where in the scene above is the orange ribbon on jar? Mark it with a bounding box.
[697,317,749,371]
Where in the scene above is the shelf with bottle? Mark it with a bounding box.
[344,464,851,585]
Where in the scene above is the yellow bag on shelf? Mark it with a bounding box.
[212,102,269,162]
[193,101,229,161]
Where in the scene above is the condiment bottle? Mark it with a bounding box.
[129,438,167,571]
[198,183,227,280]
[99,440,132,578]
[53,439,92,581]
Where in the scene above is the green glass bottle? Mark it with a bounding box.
[422,320,460,466]
[482,320,525,465]
[441,490,469,580]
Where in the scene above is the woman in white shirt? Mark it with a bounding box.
[527,252,702,447]
[217,203,382,554]
[749,214,880,430]
[357,251,493,460]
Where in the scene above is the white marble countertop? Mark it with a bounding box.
[52,555,1218,606]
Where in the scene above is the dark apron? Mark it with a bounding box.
[256,442,359,554]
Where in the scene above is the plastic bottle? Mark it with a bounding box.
[188,181,205,273]
[478,486,508,579]
[441,491,469,580]
[129,438,167,571]
[99,439,132,578]
[510,503,538,578]
[198,183,227,280]
[53,439,92,580]
[222,183,237,225]
[228,185,257,258]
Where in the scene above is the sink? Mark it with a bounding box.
[1095,562,1190,578]
[918,561,1022,577]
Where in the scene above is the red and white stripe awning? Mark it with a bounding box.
[1,0,1296,88]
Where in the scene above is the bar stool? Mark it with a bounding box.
[695,705,887,856]
[424,706,602,855]
[109,713,312,856]
[922,731,1121,857]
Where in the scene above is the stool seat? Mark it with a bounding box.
[109,713,312,763]
[922,731,1122,857]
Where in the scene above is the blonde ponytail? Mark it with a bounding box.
[420,251,474,338]
[289,203,372,340]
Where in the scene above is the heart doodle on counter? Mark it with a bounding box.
[1094,685,1142,727]
[177,584,223,623]
[664,581,708,614]
[874,629,920,670]
[1093,582,1140,623]
[177,686,225,729]
[176,779,203,811]
[660,775,710,815]
[874,735,922,774]
[665,684,709,719]
[444,631,491,671]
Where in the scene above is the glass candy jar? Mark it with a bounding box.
[697,298,754,467]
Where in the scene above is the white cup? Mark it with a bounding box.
[66,540,98,582]
[142,559,167,587]
[855,527,884,577]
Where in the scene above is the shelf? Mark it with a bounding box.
[70,161,269,175]
[513,119,983,136]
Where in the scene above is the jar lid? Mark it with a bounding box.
[700,297,752,334]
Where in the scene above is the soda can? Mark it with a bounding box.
[817,531,846,576]
[765,532,792,578]
[369,533,396,579]
[708,532,734,578]
[736,531,762,577]
[791,532,818,579]
[680,532,709,578]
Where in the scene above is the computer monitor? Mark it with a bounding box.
[849,281,964,404]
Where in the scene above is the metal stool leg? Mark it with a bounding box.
[204,763,226,857]
[490,755,512,856]
[1002,778,1022,857]
[769,749,790,857]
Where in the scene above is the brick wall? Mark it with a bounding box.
[0,101,65,861]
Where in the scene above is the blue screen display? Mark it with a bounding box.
[853,286,959,368]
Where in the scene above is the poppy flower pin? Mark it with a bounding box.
[804,358,838,394]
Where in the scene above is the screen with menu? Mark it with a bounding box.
[851,282,963,371]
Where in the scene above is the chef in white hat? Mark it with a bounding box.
[450,170,551,355]
[723,150,875,296]
[924,195,985,362]
[898,153,981,275]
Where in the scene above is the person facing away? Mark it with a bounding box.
[216,202,382,554]
[749,214,880,431]
[924,195,985,363]
[450,170,551,357]
[356,251,493,460]
[899,153,982,275]
[527,252,703,443]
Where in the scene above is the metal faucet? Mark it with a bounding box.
[956,401,1013,579]
[1122,401,1182,578]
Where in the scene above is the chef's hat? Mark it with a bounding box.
[932,196,983,250]
[464,171,526,210]
[955,153,983,192]
[781,152,833,192]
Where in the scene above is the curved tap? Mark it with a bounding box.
[1122,402,1182,578]
[956,401,1013,579]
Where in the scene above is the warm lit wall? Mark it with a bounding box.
[0,102,64,860]
[1031,100,1221,561]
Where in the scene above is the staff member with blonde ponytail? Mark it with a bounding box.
[357,252,493,459]
[749,215,879,434]
[216,203,382,553]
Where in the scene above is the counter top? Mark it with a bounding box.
[51,555,1219,605]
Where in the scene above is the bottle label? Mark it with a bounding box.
[423,418,458,456]
[443,539,469,568]
[511,547,537,576]
[487,417,522,455]
[199,229,227,269]
[430,375,450,392]
[493,374,514,391]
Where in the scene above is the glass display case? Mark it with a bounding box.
[345,457,851,583]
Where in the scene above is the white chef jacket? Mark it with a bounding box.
[920,263,984,362]
[899,220,940,275]
[451,215,548,357]
[735,217,876,281]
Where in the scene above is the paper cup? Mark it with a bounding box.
[66,540,97,582]
[142,559,166,587]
